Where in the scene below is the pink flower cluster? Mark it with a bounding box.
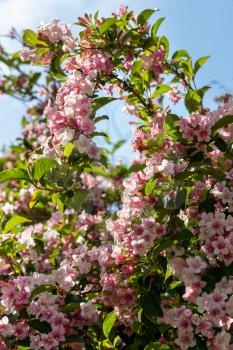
[167,86,182,105]
[75,49,113,75]
[43,70,100,159]
[198,210,233,265]
[106,171,167,260]
[161,276,233,350]
[9,7,233,349]
[0,272,99,349]
[37,19,75,51]
[42,45,114,159]
[141,46,165,76]
[20,20,75,65]
[179,100,233,145]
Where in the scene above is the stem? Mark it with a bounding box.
[112,74,152,113]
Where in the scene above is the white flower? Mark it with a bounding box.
[157,159,175,175]
[54,127,75,145]
[17,227,35,248]
[80,301,98,320]
[75,134,91,154]
[43,229,59,241]
[111,245,122,258]
[2,202,14,215]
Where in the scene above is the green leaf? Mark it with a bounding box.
[50,54,66,79]
[197,86,210,99]
[4,215,31,233]
[51,193,65,213]
[64,142,75,157]
[22,29,38,46]
[94,10,99,22]
[145,178,157,196]
[185,89,201,113]
[132,60,143,75]
[57,195,64,213]
[60,302,81,312]
[28,319,52,333]
[212,114,233,132]
[93,97,117,111]
[91,131,108,138]
[214,136,229,153]
[141,292,163,318]
[128,163,146,173]
[99,18,117,34]
[32,158,57,181]
[0,207,4,227]
[172,229,193,241]
[166,198,176,210]
[179,59,193,80]
[30,72,41,85]
[6,339,17,348]
[152,84,171,99]
[113,335,122,347]
[103,311,117,338]
[167,280,183,291]
[163,114,180,140]
[152,239,175,258]
[193,56,209,74]
[158,36,169,59]
[31,285,56,298]
[65,335,84,343]
[145,342,171,350]
[66,191,87,211]
[151,17,165,37]
[112,139,126,154]
[84,166,109,177]
[0,168,30,183]
[172,49,190,60]
[137,9,156,25]
[29,190,44,208]
[196,336,209,350]
[175,188,187,208]
[94,115,109,123]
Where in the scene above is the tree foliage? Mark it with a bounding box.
[0,5,232,350]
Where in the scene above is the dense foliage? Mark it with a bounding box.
[0,5,233,350]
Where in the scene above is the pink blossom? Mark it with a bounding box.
[167,86,181,105]
[186,256,207,273]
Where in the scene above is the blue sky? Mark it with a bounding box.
[0,0,233,161]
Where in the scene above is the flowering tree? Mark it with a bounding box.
[0,5,232,350]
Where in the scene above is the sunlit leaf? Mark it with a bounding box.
[22,29,38,46]
[212,114,233,132]
[137,9,156,25]
[151,17,165,37]
[32,158,57,181]
[4,215,31,233]
[193,56,209,74]
[103,311,116,338]
[0,168,30,183]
